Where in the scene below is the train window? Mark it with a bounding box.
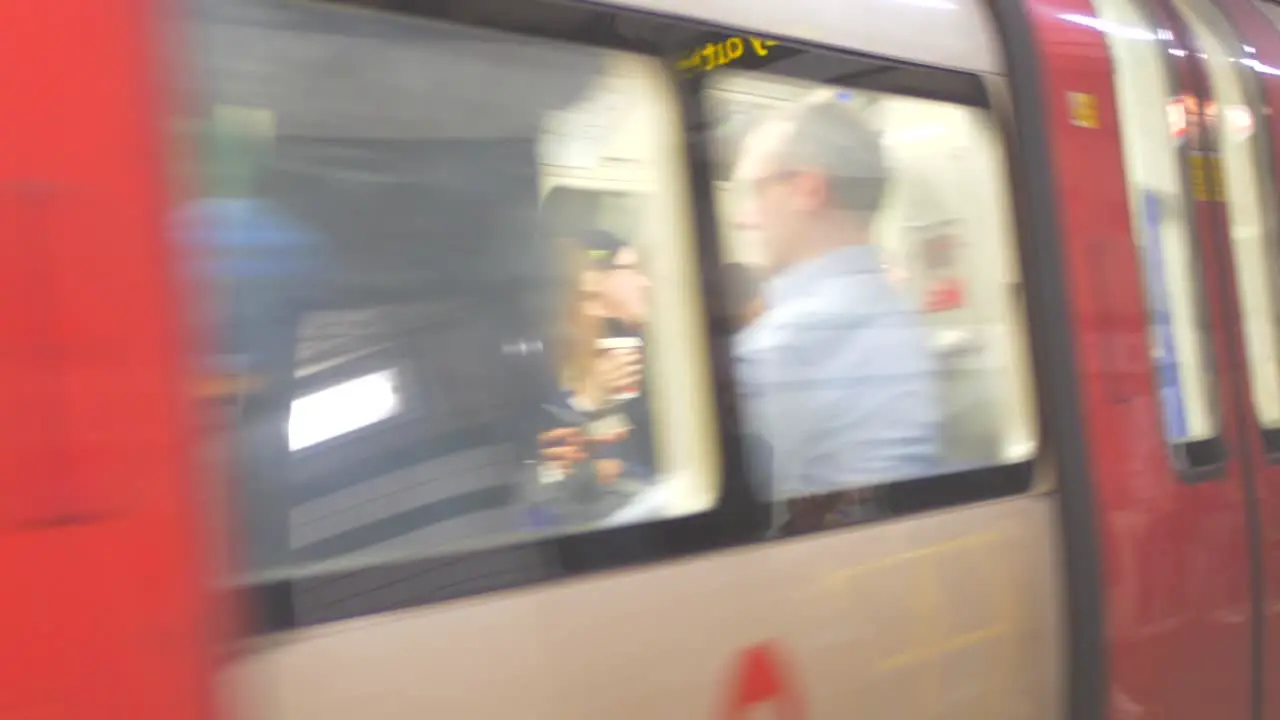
[1086,0,1222,453]
[178,0,720,578]
[704,73,1038,511]
[1174,0,1280,436]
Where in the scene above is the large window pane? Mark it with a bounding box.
[177,0,719,578]
[706,75,1037,515]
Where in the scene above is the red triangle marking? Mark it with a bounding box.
[721,642,806,719]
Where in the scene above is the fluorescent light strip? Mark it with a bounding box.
[288,369,402,451]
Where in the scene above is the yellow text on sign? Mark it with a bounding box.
[1188,152,1226,202]
[677,36,779,73]
[1066,92,1100,129]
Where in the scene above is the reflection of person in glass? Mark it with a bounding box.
[729,98,942,506]
[537,230,654,488]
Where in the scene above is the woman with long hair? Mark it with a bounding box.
[530,229,655,528]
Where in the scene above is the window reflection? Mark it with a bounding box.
[1174,0,1280,431]
[706,75,1036,530]
[180,0,718,577]
[1088,0,1221,445]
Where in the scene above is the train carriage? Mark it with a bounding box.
[5,0,1280,718]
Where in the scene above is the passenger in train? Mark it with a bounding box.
[175,192,326,401]
[530,229,656,524]
[729,98,943,504]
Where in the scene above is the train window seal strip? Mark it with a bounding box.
[1171,436,1229,483]
[215,0,1034,635]
[982,0,1109,718]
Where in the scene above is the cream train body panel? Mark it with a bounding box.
[223,496,1063,718]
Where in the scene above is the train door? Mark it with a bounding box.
[0,2,219,719]
[1025,0,1261,716]
[1165,0,1280,716]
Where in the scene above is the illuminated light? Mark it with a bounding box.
[1059,13,1159,40]
[288,370,402,451]
[1224,104,1255,139]
[1166,95,1188,140]
[893,0,958,9]
[1241,57,1280,76]
[1164,94,1254,141]
[1169,48,1189,57]
[1244,45,1258,54]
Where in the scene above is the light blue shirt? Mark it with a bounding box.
[732,244,943,501]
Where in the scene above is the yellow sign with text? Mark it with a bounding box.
[1066,92,1100,129]
[676,36,780,73]
[1188,152,1226,203]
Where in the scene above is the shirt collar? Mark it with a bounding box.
[765,244,883,305]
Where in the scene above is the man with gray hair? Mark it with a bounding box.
[729,96,942,510]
